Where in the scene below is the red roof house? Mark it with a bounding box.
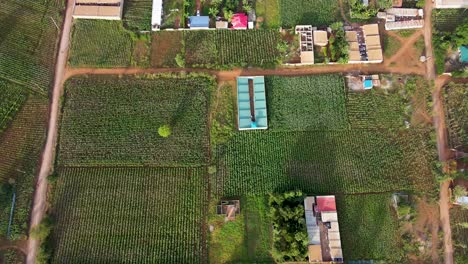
[231,13,247,29]
[316,196,337,212]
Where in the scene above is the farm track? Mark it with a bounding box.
[26,0,75,263]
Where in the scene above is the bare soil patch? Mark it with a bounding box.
[151,31,183,68]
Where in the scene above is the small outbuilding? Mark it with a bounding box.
[313,30,328,46]
[460,46,468,63]
[231,13,248,29]
[216,200,240,221]
[216,21,229,29]
[189,16,210,29]
[237,76,268,130]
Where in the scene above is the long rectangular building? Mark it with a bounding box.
[73,0,124,20]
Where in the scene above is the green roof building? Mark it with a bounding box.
[237,76,268,130]
[460,46,468,63]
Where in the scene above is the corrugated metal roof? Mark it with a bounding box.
[152,0,162,30]
[237,76,268,130]
[189,16,210,28]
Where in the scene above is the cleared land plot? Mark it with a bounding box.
[69,20,134,67]
[51,167,208,263]
[450,206,468,264]
[0,0,62,91]
[209,195,273,263]
[0,80,28,132]
[0,94,48,239]
[255,0,281,28]
[123,0,152,31]
[444,83,468,150]
[216,129,435,196]
[151,31,183,67]
[337,193,402,262]
[184,30,281,67]
[279,0,341,28]
[346,89,407,129]
[58,75,213,166]
[266,75,349,131]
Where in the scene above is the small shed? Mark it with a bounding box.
[216,21,229,29]
[313,30,328,46]
[189,16,209,29]
[460,46,468,63]
[231,13,248,29]
[216,200,240,221]
[237,76,268,130]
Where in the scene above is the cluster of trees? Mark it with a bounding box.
[269,191,309,262]
[433,20,468,75]
[208,0,252,22]
[329,22,349,63]
[349,0,378,20]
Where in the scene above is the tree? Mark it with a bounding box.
[175,53,185,68]
[158,125,172,138]
[208,7,218,17]
[223,8,234,22]
[453,185,467,201]
[453,23,468,48]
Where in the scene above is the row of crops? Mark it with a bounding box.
[0,0,62,91]
[69,20,135,67]
[279,0,341,28]
[0,80,28,133]
[184,30,282,67]
[123,0,153,31]
[52,167,208,263]
[450,206,468,264]
[58,75,213,166]
[0,94,48,239]
[444,83,468,151]
[215,129,435,196]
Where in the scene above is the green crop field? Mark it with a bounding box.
[0,94,48,239]
[279,0,341,28]
[432,9,468,32]
[337,193,402,262]
[266,75,349,130]
[123,0,152,31]
[0,80,28,132]
[216,129,434,196]
[444,83,468,150]
[184,30,281,67]
[451,206,468,264]
[58,75,213,166]
[69,20,134,67]
[51,167,208,263]
[0,0,62,91]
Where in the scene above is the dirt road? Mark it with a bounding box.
[26,0,75,263]
[423,1,453,263]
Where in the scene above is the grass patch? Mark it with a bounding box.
[396,29,417,38]
[383,34,402,58]
[51,167,208,263]
[69,20,134,67]
[266,75,349,130]
[414,36,425,55]
[151,31,183,67]
[209,195,272,263]
[255,0,281,28]
[279,0,341,28]
[123,0,152,31]
[58,74,214,167]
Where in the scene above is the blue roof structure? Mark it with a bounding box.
[189,16,209,28]
[237,76,268,130]
[460,46,468,63]
[363,79,373,89]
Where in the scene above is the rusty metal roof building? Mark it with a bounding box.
[73,0,124,20]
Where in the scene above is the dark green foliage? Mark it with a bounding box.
[329,23,349,63]
[444,83,468,150]
[337,193,403,261]
[123,0,152,31]
[51,167,208,263]
[0,0,62,91]
[0,249,25,264]
[69,20,134,67]
[269,191,308,262]
[266,75,349,130]
[185,31,219,67]
[59,75,213,166]
[349,0,377,20]
[279,0,340,28]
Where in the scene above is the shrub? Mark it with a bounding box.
[158,125,172,138]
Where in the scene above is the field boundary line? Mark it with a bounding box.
[0,75,47,97]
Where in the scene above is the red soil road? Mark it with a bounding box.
[423,1,453,263]
[26,0,75,263]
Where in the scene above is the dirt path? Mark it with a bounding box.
[384,30,423,66]
[26,0,75,263]
[0,239,28,255]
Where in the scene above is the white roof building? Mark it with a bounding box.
[435,0,468,8]
[151,0,162,30]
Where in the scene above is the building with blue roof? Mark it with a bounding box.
[237,76,268,130]
[363,79,373,89]
[189,16,209,29]
[460,46,468,63]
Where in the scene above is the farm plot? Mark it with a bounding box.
[444,83,468,150]
[450,206,468,264]
[346,89,407,129]
[279,0,341,28]
[184,30,281,67]
[123,0,152,31]
[69,20,134,67]
[0,94,48,239]
[266,75,349,131]
[0,0,62,91]
[336,193,402,262]
[151,31,184,67]
[0,80,28,133]
[432,9,468,32]
[58,75,213,167]
[51,167,208,264]
[215,129,435,196]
